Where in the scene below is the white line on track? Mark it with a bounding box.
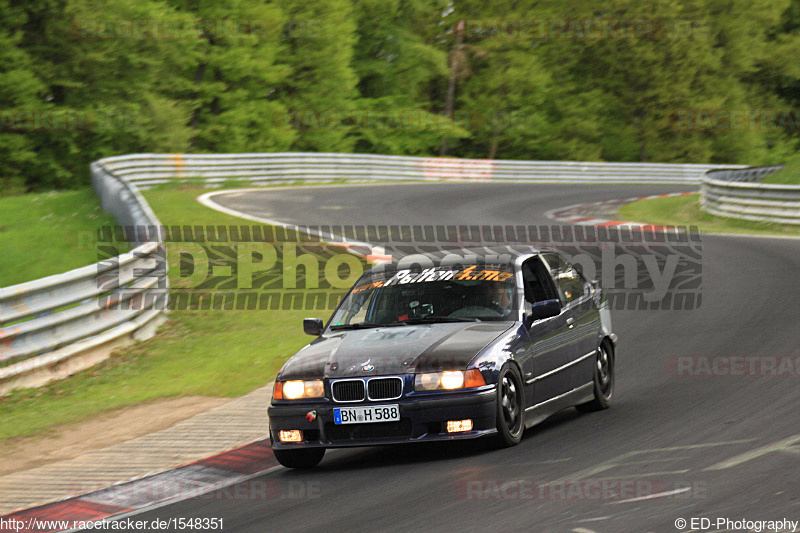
[197,188,391,261]
[608,486,692,504]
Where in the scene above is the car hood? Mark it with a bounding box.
[278,322,514,379]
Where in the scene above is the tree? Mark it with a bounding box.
[172,0,294,153]
[274,0,359,153]
[12,0,198,189]
[350,0,466,155]
[0,0,46,194]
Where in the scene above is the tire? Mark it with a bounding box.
[273,447,325,469]
[576,342,614,413]
[494,364,525,447]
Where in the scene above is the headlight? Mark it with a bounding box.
[440,371,464,389]
[414,369,486,391]
[274,380,325,400]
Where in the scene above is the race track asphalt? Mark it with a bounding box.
[138,183,800,533]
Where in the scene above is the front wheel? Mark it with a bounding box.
[495,364,525,447]
[576,343,614,413]
[274,447,325,469]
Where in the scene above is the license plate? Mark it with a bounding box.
[333,404,400,425]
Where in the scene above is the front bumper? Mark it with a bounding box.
[268,387,497,449]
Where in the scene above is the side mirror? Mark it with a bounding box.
[525,299,561,326]
[303,318,324,336]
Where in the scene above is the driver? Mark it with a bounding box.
[486,283,512,315]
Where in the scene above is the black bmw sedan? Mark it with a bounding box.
[268,247,617,468]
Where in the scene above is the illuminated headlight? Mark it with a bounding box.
[440,371,464,389]
[276,380,325,400]
[415,369,485,391]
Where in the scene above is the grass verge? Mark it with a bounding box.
[0,184,362,442]
[0,189,129,287]
[618,193,800,236]
[762,156,800,185]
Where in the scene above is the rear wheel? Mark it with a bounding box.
[273,447,325,469]
[576,343,614,413]
[495,364,525,447]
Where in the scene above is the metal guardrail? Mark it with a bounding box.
[0,152,746,394]
[701,165,800,225]
[99,152,743,188]
[0,164,169,394]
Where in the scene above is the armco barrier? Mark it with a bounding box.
[97,152,742,188]
[0,165,168,394]
[0,152,744,394]
[701,165,800,225]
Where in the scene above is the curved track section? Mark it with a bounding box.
[146,183,799,533]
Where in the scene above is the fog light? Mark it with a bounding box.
[446,419,473,433]
[279,430,303,443]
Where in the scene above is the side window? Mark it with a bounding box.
[521,257,559,303]
[542,253,585,304]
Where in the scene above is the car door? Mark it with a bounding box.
[517,255,576,407]
[541,253,600,391]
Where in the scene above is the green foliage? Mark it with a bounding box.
[274,0,359,152]
[176,0,294,152]
[349,0,467,154]
[1,0,800,194]
[0,0,45,194]
[619,192,800,235]
[0,189,129,286]
[0,186,325,440]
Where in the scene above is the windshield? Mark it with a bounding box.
[329,264,518,329]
